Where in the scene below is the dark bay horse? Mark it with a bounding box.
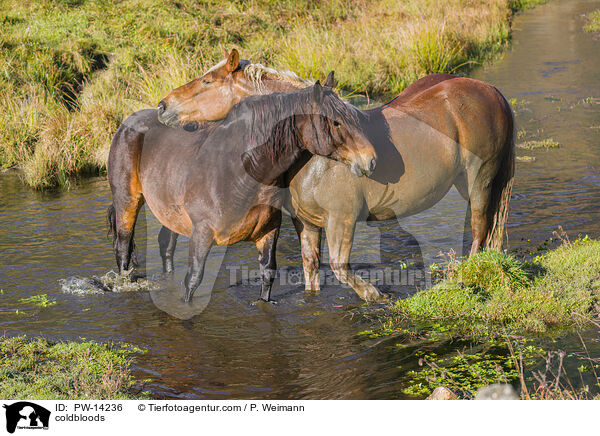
[155,49,515,303]
[107,82,377,302]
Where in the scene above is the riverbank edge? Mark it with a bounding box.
[369,236,600,399]
[1,0,547,189]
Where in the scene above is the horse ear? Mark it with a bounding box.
[324,71,335,88]
[225,49,240,73]
[312,80,324,107]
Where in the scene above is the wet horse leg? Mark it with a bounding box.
[325,215,385,302]
[158,226,179,273]
[113,195,144,274]
[292,217,322,292]
[462,161,498,255]
[468,188,492,255]
[183,224,214,302]
[255,223,280,302]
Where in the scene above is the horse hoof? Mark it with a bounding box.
[365,292,390,304]
[376,293,391,303]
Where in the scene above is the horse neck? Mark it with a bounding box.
[261,76,307,94]
[242,114,303,186]
[243,71,369,124]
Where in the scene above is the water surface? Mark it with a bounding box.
[1,0,599,398]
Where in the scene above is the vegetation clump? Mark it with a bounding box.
[0,0,543,188]
[517,139,560,149]
[584,9,600,33]
[401,339,544,398]
[392,237,600,338]
[0,335,149,399]
[19,294,57,308]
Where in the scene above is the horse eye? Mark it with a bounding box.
[333,120,341,127]
[202,79,212,85]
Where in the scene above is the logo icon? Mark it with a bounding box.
[3,402,50,434]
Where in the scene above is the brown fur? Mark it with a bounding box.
[108,83,377,302]
[155,53,514,302]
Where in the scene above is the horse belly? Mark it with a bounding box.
[370,175,455,219]
[289,157,362,227]
[213,204,280,245]
[139,155,193,236]
[365,115,462,219]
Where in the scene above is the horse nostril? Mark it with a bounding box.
[369,157,376,172]
[157,101,166,115]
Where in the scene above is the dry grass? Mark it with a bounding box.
[277,0,516,95]
[0,0,540,188]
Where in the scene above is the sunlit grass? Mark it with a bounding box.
[391,237,600,337]
[0,335,149,399]
[584,9,600,33]
[0,0,541,188]
[517,139,560,149]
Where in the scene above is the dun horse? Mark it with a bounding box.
[107,82,377,302]
[155,49,515,302]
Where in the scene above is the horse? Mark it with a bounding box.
[106,82,377,302]
[155,49,515,303]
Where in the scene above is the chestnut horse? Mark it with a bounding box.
[157,49,515,302]
[107,83,377,302]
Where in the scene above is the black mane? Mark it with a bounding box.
[222,86,361,183]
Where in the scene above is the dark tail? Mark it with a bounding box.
[107,204,117,248]
[485,96,515,251]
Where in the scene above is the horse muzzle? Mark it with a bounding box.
[157,110,179,128]
[157,109,199,132]
[350,156,376,177]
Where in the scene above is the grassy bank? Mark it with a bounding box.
[370,236,600,399]
[390,237,600,338]
[0,335,148,399]
[0,0,543,189]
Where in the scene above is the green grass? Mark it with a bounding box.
[0,0,542,189]
[391,237,600,338]
[517,138,560,149]
[19,294,57,308]
[0,335,149,399]
[383,237,600,398]
[401,339,544,398]
[508,0,549,11]
[584,9,600,33]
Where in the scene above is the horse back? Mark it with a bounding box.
[384,77,512,161]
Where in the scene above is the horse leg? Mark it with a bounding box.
[326,216,385,302]
[468,186,492,256]
[255,224,280,302]
[183,224,214,302]
[112,195,144,274]
[158,226,179,273]
[292,217,322,292]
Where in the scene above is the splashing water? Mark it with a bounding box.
[60,270,160,295]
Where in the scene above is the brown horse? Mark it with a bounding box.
[107,82,377,302]
[157,50,515,302]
